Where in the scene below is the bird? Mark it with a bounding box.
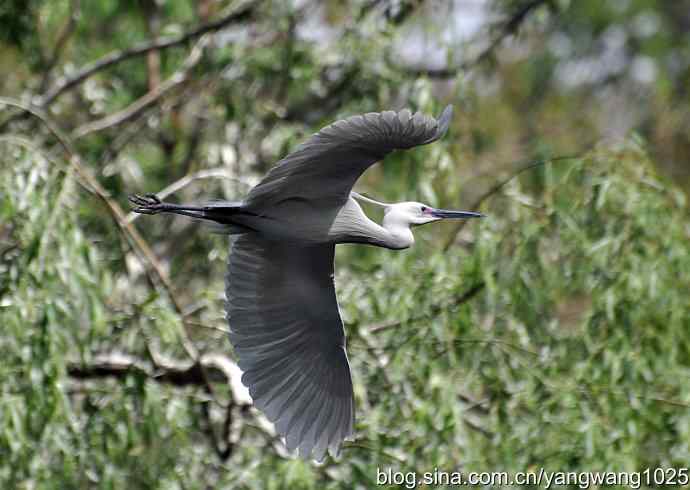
[129,104,483,461]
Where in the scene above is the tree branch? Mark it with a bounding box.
[72,36,208,139]
[39,0,260,107]
[368,281,485,334]
[0,96,205,376]
[396,0,555,78]
[39,0,80,93]
[67,352,251,402]
[68,351,255,461]
[201,395,236,461]
[472,0,554,68]
[442,151,586,251]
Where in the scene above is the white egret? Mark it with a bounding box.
[130,105,483,460]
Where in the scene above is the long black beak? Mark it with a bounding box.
[431,208,485,219]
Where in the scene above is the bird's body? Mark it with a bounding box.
[228,195,409,248]
[130,105,483,460]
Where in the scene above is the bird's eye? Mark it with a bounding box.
[420,206,427,213]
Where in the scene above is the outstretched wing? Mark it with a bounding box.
[225,235,354,460]
[245,105,453,209]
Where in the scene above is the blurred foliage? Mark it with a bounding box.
[1,0,690,488]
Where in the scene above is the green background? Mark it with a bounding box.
[1,0,689,488]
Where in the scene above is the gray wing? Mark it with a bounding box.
[245,105,453,209]
[225,235,354,460]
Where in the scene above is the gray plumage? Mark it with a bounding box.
[130,104,484,460]
[226,238,353,459]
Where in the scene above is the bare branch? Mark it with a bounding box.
[201,395,236,461]
[178,110,206,176]
[142,0,162,92]
[67,352,203,386]
[72,37,208,139]
[39,0,260,107]
[68,351,257,461]
[66,351,251,402]
[281,65,361,125]
[470,0,555,68]
[98,115,150,167]
[40,0,80,92]
[396,0,555,78]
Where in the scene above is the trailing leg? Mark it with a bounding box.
[129,194,207,219]
[129,194,252,235]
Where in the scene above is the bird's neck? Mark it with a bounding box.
[353,219,412,250]
[380,215,414,250]
[331,198,413,249]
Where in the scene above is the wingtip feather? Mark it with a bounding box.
[437,104,453,137]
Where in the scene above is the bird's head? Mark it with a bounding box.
[384,201,484,227]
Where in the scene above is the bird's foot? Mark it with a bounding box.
[129,193,164,214]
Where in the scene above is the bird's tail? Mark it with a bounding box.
[205,221,250,235]
[202,201,252,235]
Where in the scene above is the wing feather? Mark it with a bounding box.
[226,235,354,460]
[296,385,328,457]
[245,105,453,208]
[310,379,337,459]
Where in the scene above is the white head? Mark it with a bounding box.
[351,192,484,249]
[383,201,484,228]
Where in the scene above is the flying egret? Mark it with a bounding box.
[129,105,483,460]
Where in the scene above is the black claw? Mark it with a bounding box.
[129,193,163,214]
[144,193,161,204]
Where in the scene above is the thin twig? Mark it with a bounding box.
[178,110,206,176]
[397,0,555,78]
[463,417,493,438]
[356,332,394,388]
[98,115,150,167]
[442,152,586,251]
[368,281,485,334]
[430,337,540,358]
[503,346,690,410]
[470,0,555,69]
[40,0,80,92]
[458,393,490,415]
